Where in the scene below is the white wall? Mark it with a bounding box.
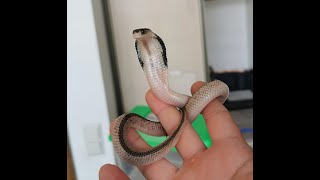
[246,0,253,69]
[108,0,207,112]
[204,0,253,72]
[67,0,116,179]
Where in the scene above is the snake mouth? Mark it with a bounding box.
[133,28,153,39]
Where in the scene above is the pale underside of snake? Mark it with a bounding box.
[112,28,229,166]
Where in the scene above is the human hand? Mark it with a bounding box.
[100,81,253,180]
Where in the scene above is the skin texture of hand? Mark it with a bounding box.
[100,81,253,180]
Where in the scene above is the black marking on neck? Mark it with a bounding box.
[135,41,144,69]
[155,35,168,67]
[118,109,185,157]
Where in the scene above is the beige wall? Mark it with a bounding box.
[107,0,207,112]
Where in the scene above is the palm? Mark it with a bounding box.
[173,138,252,180]
[100,82,253,180]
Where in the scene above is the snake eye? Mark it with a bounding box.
[132,28,152,38]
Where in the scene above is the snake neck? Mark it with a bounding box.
[135,33,189,108]
[144,67,189,108]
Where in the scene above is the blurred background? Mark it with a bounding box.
[67,0,253,179]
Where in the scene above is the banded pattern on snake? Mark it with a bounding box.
[112,28,229,166]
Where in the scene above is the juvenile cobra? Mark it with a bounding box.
[112,28,229,166]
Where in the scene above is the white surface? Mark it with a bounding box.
[204,0,253,72]
[246,0,253,69]
[83,124,105,156]
[67,0,116,179]
[107,0,207,112]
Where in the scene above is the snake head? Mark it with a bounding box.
[133,28,154,39]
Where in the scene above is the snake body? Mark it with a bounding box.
[112,28,229,166]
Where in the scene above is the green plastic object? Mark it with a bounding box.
[108,105,213,152]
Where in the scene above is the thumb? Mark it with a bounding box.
[190,81,243,142]
[99,164,130,180]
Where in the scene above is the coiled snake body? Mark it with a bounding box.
[112,28,229,166]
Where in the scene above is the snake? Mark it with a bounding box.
[111,28,229,166]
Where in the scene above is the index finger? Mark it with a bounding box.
[191,81,245,142]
